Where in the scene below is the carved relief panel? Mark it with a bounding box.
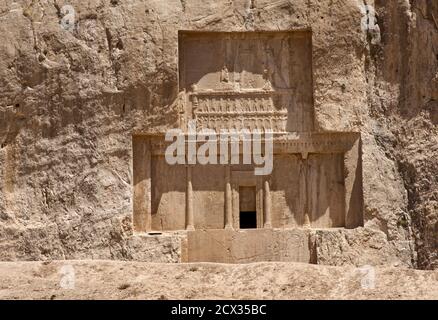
[179,31,314,132]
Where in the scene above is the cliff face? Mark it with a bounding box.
[370,0,438,269]
[0,0,436,269]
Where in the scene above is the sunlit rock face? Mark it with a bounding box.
[0,0,436,269]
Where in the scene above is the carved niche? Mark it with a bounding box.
[131,31,364,236]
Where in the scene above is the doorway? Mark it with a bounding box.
[239,186,257,229]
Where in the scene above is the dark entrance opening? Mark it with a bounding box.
[240,211,257,229]
[239,186,257,229]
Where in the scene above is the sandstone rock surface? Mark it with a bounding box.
[0,260,436,300]
[0,0,436,269]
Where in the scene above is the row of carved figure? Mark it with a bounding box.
[191,94,286,113]
[194,115,288,132]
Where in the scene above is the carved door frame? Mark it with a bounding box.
[231,170,264,229]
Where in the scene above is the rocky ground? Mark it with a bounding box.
[0,0,436,270]
[0,260,436,300]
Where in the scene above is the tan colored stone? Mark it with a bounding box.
[0,0,435,270]
[0,260,437,300]
[186,229,312,263]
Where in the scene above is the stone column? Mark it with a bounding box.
[186,165,195,231]
[224,166,233,229]
[232,183,239,229]
[301,154,311,227]
[263,180,272,228]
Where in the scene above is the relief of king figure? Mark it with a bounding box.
[263,68,274,91]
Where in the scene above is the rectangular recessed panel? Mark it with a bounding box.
[179,31,314,132]
[186,229,312,263]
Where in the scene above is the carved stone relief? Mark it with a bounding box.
[132,31,363,239]
[179,31,314,132]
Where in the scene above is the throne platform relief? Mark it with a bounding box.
[132,31,363,263]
